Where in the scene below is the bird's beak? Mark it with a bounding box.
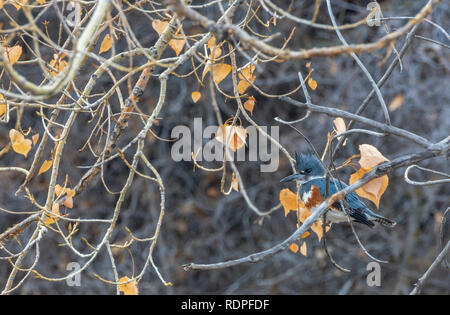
[280,173,304,183]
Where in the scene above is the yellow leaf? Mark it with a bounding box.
[279,188,302,216]
[49,54,68,76]
[37,0,46,4]
[54,184,76,205]
[212,63,231,85]
[238,64,255,82]
[202,64,210,81]
[210,47,222,60]
[349,168,389,209]
[119,276,139,295]
[9,129,32,157]
[5,45,22,64]
[191,91,201,103]
[99,34,113,54]
[358,144,388,170]
[0,1,3,10]
[207,36,216,49]
[237,80,252,95]
[306,61,311,68]
[243,96,256,114]
[237,64,256,94]
[0,93,5,117]
[55,184,64,198]
[54,184,76,208]
[231,172,239,192]
[389,93,404,111]
[44,202,60,225]
[12,0,27,10]
[169,38,185,56]
[152,19,169,36]
[289,243,299,253]
[307,77,317,90]
[152,19,185,56]
[215,124,247,152]
[38,159,53,175]
[300,242,307,256]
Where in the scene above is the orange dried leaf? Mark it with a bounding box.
[300,242,307,256]
[307,77,317,90]
[215,125,247,152]
[231,172,239,192]
[119,276,139,295]
[333,117,346,134]
[5,45,22,64]
[349,169,389,209]
[237,80,254,95]
[152,19,169,36]
[45,203,60,225]
[237,64,256,94]
[32,133,39,146]
[333,117,347,146]
[99,34,113,54]
[0,94,5,117]
[389,93,404,111]
[306,61,311,68]
[210,47,222,60]
[12,0,27,10]
[169,38,185,56]
[212,63,231,85]
[238,64,256,82]
[64,196,73,209]
[49,54,68,76]
[191,91,201,103]
[38,159,53,175]
[202,64,210,81]
[9,129,32,158]
[279,188,302,216]
[358,144,388,170]
[152,19,184,55]
[66,188,76,198]
[55,184,64,197]
[243,97,256,114]
[207,36,216,49]
[289,243,299,253]
[311,220,324,241]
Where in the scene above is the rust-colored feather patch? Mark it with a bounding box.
[305,185,324,209]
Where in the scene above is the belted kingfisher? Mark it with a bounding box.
[280,152,396,228]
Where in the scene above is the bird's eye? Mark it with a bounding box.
[305,168,312,174]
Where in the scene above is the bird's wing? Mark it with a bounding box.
[323,179,374,227]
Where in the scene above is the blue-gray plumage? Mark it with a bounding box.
[280,152,396,228]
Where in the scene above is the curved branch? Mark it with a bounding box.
[0,0,112,97]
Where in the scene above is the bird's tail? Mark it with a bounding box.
[368,211,397,228]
